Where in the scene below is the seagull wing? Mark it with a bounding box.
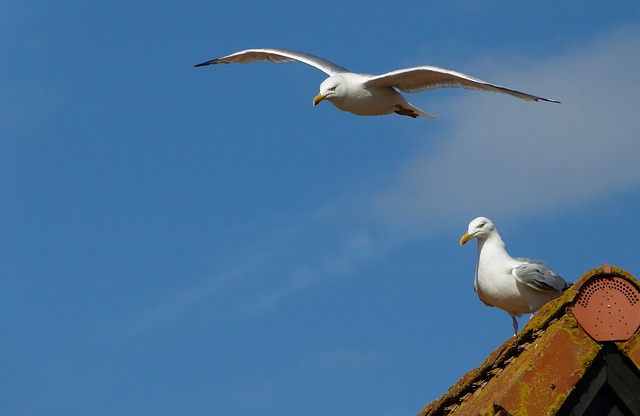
[193,48,348,76]
[364,66,560,103]
[512,259,571,292]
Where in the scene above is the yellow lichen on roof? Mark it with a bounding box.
[418,265,640,416]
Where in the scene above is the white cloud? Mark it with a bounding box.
[370,25,640,231]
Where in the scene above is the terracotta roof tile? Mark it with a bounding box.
[418,265,640,416]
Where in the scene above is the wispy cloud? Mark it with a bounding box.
[107,214,389,338]
[105,249,273,338]
[370,25,640,231]
[0,85,58,133]
[308,348,381,374]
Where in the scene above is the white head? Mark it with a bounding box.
[313,75,347,106]
[460,216,496,246]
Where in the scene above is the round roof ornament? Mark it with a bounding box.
[572,269,640,342]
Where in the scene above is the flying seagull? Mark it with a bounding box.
[460,217,571,336]
[193,48,560,119]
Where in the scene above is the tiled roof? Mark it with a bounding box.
[418,265,640,416]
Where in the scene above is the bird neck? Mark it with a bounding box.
[477,231,510,261]
[474,231,513,287]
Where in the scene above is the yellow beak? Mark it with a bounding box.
[313,93,326,106]
[459,232,475,246]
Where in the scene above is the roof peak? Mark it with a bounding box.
[419,265,640,416]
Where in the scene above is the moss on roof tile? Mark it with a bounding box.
[418,265,640,416]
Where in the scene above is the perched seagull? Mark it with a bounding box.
[459,217,571,336]
[193,48,560,119]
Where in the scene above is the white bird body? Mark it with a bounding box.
[460,217,570,336]
[194,48,559,119]
[474,231,559,315]
[319,72,433,117]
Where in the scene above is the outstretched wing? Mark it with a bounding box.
[364,66,560,103]
[512,259,571,292]
[193,48,348,76]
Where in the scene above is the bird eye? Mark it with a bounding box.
[478,223,485,229]
[329,86,337,91]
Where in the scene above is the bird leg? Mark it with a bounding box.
[394,105,419,118]
[511,316,519,337]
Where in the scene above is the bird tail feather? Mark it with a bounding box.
[410,103,437,119]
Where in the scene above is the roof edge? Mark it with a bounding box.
[418,265,639,416]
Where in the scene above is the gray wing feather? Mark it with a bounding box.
[364,66,560,103]
[512,259,571,292]
[193,48,348,76]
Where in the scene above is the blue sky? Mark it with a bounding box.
[3,1,640,415]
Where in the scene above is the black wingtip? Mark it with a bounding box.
[192,61,212,68]
[538,97,562,104]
